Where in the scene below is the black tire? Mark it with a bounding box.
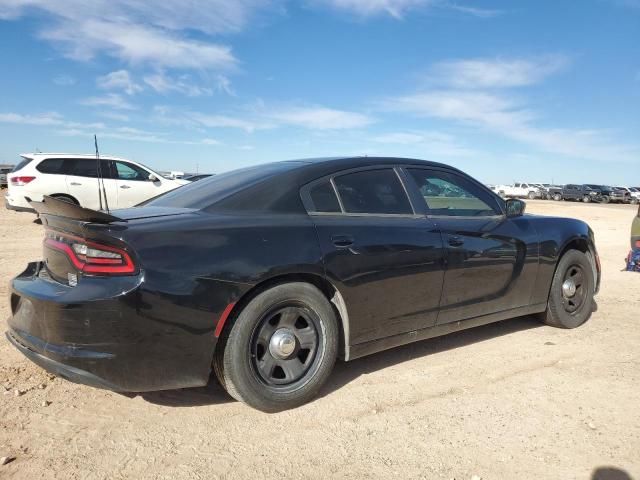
[631,197,639,205]
[582,195,591,203]
[542,250,595,329]
[553,193,562,201]
[600,195,609,204]
[214,282,338,412]
[528,191,536,200]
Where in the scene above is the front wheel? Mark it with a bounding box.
[553,193,563,201]
[214,283,338,412]
[528,191,537,200]
[600,195,610,204]
[541,250,595,329]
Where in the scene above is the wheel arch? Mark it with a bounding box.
[546,235,599,303]
[49,193,79,205]
[214,273,351,361]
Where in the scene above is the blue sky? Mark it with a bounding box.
[0,0,638,184]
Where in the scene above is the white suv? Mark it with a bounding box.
[6,153,188,212]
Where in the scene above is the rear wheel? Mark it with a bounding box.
[631,197,639,205]
[542,250,595,329]
[600,195,610,204]
[214,283,338,412]
[553,193,563,201]
[528,191,536,200]
[583,195,591,203]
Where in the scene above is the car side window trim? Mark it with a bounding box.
[300,165,421,218]
[402,166,506,218]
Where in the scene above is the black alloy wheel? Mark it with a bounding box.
[251,305,319,387]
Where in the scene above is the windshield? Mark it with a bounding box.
[147,161,303,209]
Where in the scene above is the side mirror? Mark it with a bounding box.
[148,174,159,182]
[506,198,526,218]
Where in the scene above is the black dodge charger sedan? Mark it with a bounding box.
[7,157,600,411]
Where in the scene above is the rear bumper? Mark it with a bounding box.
[5,198,36,213]
[5,191,36,212]
[6,329,122,391]
[7,262,218,392]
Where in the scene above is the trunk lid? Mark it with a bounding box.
[30,196,195,284]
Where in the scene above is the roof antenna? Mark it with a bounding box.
[94,135,110,214]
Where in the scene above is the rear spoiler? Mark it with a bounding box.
[29,195,126,224]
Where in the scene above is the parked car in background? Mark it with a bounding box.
[546,185,565,201]
[0,166,13,188]
[184,174,213,182]
[7,156,600,411]
[5,153,188,212]
[494,182,542,199]
[562,184,601,203]
[615,187,640,204]
[584,184,629,204]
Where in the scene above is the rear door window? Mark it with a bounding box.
[333,169,413,215]
[308,181,341,213]
[66,159,99,178]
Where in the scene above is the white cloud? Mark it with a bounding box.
[445,4,503,18]
[312,0,431,18]
[80,93,136,110]
[97,70,143,95]
[265,106,375,129]
[372,130,476,157]
[41,19,237,70]
[311,0,502,18]
[383,90,640,162]
[144,72,213,97]
[201,138,222,145]
[188,112,271,132]
[97,111,130,122]
[52,74,75,86]
[0,111,64,125]
[427,55,569,89]
[1,1,252,70]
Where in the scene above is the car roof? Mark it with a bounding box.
[21,153,135,163]
[276,156,453,179]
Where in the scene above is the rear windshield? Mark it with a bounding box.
[12,157,33,172]
[147,161,302,210]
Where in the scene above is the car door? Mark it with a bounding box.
[110,160,164,208]
[403,167,539,324]
[64,158,117,209]
[303,167,446,346]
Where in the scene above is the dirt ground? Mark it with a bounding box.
[1,196,639,480]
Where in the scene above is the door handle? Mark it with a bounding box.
[331,235,354,248]
[120,185,131,189]
[70,182,81,186]
[448,236,465,247]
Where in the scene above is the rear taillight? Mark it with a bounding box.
[44,230,136,275]
[10,176,36,186]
